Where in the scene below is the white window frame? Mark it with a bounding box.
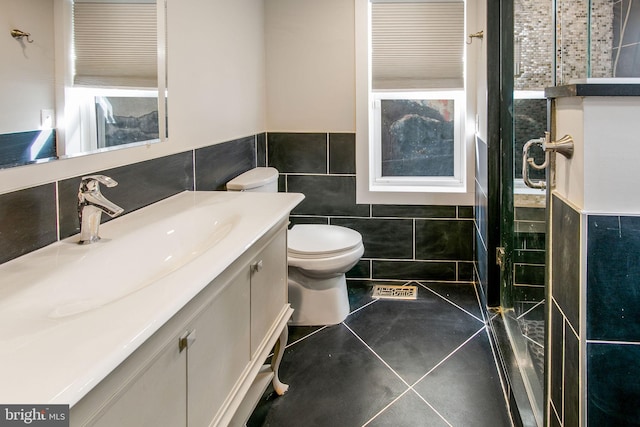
[64,86,160,155]
[355,0,476,205]
[371,90,466,192]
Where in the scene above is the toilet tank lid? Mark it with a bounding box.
[226,167,279,190]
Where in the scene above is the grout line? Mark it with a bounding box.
[523,333,544,349]
[326,133,330,174]
[516,298,545,320]
[342,322,412,388]
[484,325,516,427]
[349,298,379,316]
[407,389,454,427]
[54,181,61,242]
[254,134,258,167]
[473,282,488,323]
[192,150,197,191]
[412,219,416,260]
[418,282,485,323]
[283,298,380,351]
[551,297,579,339]
[345,322,455,426]
[284,325,328,349]
[409,327,486,388]
[360,388,413,427]
[587,339,640,346]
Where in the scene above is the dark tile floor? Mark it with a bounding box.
[248,281,513,427]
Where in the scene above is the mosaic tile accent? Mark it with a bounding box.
[514,0,554,90]
[590,0,615,78]
[555,0,614,83]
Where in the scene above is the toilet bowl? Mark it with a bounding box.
[287,224,364,325]
[227,168,364,326]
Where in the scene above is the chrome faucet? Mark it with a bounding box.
[78,175,124,244]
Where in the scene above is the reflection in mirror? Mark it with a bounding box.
[0,0,167,169]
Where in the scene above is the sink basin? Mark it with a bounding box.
[0,195,237,321]
[48,209,237,318]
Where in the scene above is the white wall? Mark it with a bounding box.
[472,0,488,143]
[555,96,640,214]
[0,0,266,194]
[265,0,355,132]
[168,0,266,144]
[0,0,55,134]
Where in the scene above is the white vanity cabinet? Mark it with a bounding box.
[70,219,291,427]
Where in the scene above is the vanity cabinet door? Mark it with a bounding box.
[186,269,251,427]
[87,337,187,427]
[250,228,287,357]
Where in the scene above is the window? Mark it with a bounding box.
[356,0,474,204]
[62,0,166,155]
[372,90,464,191]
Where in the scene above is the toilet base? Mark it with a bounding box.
[287,268,350,326]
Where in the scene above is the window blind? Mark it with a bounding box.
[73,1,157,88]
[371,1,464,90]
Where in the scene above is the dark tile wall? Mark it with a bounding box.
[268,132,475,283]
[549,196,640,426]
[1,132,474,285]
[195,135,256,191]
[549,194,581,427]
[0,136,253,265]
[587,215,640,341]
[587,343,640,424]
[0,183,58,264]
[586,213,640,425]
[513,206,546,313]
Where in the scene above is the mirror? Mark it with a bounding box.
[0,0,167,169]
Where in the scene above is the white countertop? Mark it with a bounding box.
[0,191,303,406]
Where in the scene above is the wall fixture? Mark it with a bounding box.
[10,29,34,43]
[467,30,484,44]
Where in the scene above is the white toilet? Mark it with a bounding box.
[227,167,364,326]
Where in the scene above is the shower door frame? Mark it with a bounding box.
[486,0,549,424]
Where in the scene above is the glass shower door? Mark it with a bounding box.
[500,0,554,424]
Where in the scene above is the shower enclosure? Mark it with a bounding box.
[497,0,640,425]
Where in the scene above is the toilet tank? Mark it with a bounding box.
[226,167,279,192]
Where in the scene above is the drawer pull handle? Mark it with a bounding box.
[178,330,196,352]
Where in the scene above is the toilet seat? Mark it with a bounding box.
[288,224,362,259]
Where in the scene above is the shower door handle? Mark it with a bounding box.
[522,132,574,189]
[522,137,547,189]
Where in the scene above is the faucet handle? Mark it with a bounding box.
[81,175,119,189]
